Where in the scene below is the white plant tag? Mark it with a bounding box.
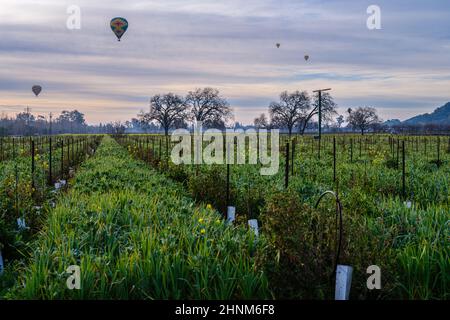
[17,217,27,230]
[227,206,236,223]
[248,219,259,237]
[335,265,353,300]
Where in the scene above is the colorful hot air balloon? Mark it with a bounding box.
[32,85,42,97]
[304,55,310,61]
[110,17,128,41]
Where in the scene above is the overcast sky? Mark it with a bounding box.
[1,0,449,124]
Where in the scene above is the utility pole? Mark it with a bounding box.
[25,107,31,136]
[312,88,331,159]
[49,112,53,136]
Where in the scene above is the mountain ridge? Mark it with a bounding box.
[385,102,450,125]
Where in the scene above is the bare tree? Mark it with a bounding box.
[112,121,126,134]
[336,115,345,128]
[254,113,269,129]
[347,107,381,135]
[297,92,337,135]
[140,93,187,136]
[269,91,310,136]
[185,88,232,128]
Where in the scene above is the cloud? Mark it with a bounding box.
[0,0,449,124]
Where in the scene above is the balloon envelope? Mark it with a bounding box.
[110,17,128,41]
[304,55,310,61]
[276,43,280,48]
[32,85,42,97]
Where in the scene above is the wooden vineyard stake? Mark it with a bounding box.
[437,137,441,167]
[71,137,74,167]
[318,137,321,160]
[13,138,19,218]
[159,139,162,162]
[350,138,353,163]
[333,136,336,183]
[285,142,289,189]
[226,141,232,217]
[146,137,150,162]
[61,139,64,179]
[67,138,71,167]
[226,163,230,210]
[402,141,406,199]
[359,138,362,158]
[424,138,427,159]
[396,139,400,169]
[166,136,169,168]
[48,137,52,185]
[31,140,35,192]
[152,137,155,160]
[291,140,295,176]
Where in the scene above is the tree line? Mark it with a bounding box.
[2,88,448,136]
[137,87,384,136]
[0,110,118,136]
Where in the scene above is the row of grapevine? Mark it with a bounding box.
[0,135,102,281]
[115,133,449,299]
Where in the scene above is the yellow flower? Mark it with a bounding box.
[215,219,221,225]
[198,218,204,224]
[200,229,206,234]
[206,204,213,210]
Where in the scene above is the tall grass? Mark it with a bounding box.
[5,137,269,299]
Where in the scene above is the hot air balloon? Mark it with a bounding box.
[276,43,280,48]
[304,55,310,61]
[110,17,128,41]
[32,85,42,97]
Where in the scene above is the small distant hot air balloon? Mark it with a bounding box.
[32,85,42,97]
[276,43,280,48]
[110,17,128,41]
[304,55,310,61]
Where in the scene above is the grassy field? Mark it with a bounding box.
[117,133,449,299]
[0,133,449,300]
[2,136,268,299]
[0,135,101,295]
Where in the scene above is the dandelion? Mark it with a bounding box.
[215,219,221,225]
[200,229,206,235]
[198,218,204,224]
[206,204,213,210]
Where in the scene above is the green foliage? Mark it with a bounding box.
[187,165,229,215]
[6,137,269,299]
[120,134,449,300]
[258,191,396,299]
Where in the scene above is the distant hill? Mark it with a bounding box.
[383,119,402,127]
[403,102,450,125]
